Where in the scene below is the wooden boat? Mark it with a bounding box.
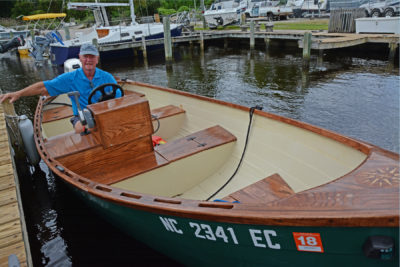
[33,80,399,266]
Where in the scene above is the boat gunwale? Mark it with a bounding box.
[33,81,399,227]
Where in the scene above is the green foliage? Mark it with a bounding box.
[0,1,15,18]
[11,1,35,18]
[177,6,190,12]
[157,8,176,16]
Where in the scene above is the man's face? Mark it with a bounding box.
[79,54,98,72]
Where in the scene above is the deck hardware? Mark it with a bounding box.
[55,165,65,172]
[95,185,112,192]
[197,143,206,147]
[154,198,181,204]
[363,235,394,260]
[120,192,141,199]
[187,136,196,141]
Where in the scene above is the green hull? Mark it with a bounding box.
[72,186,399,266]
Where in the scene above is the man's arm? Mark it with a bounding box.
[0,81,49,103]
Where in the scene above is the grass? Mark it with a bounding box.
[273,19,329,30]
[194,18,329,31]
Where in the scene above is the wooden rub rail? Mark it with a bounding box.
[0,103,31,267]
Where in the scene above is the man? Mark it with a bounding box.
[0,43,118,133]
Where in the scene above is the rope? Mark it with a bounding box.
[206,105,263,201]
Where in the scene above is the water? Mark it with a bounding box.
[0,41,398,266]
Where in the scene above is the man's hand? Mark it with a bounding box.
[0,92,21,104]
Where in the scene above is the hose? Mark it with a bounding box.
[206,105,263,201]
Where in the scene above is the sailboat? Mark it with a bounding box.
[50,0,183,65]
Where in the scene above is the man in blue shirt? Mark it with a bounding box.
[0,43,118,133]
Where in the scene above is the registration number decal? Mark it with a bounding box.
[293,232,324,253]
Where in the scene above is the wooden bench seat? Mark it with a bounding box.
[222,173,294,203]
[151,105,185,120]
[45,131,102,159]
[155,125,236,162]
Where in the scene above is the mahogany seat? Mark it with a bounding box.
[45,131,102,159]
[222,173,295,203]
[155,125,236,162]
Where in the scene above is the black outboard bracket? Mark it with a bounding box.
[0,35,25,54]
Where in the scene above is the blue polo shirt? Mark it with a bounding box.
[43,68,119,116]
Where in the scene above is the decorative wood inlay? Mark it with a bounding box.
[355,165,399,188]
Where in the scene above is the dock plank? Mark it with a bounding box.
[0,232,23,249]
[0,163,13,178]
[0,241,27,267]
[0,175,14,191]
[0,220,21,241]
[0,187,17,207]
[0,104,30,266]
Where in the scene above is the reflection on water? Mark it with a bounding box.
[0,42,398,266]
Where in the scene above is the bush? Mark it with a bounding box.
[177,6,190,12]
[157,8,176,15]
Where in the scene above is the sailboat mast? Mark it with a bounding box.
[130,0,137,25]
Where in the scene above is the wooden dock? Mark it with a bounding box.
[97,29,400,53]
[0,104,31,267]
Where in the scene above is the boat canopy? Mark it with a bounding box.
[22,13,67,21]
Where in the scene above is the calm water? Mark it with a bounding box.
[0,40,398,266]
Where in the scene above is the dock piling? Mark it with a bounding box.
[250,21,255,50]
[264,37,270,52]
[200,31,204,53]
[302,32,312,62]
[163,16,172,62]
[141,36,147,60]
[388,42,398,63]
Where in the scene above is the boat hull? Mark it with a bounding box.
[50,26,182,65]
[72,185,398,266]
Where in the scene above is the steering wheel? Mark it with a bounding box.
[88,83,124,104]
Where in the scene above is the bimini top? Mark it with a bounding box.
[22,13,67,21]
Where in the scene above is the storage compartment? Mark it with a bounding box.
[88,94,154,149]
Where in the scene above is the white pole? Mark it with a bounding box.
[130,0,137,25]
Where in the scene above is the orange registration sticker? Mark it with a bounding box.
[293,232,324,253]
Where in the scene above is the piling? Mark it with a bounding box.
[302,32,312,61]
[200,31,204,53]
[388,42,398,63]
[241,13,246,25]
[224,38,228,49]
[163,16,172,62]
[63,25,71,40]
[250,21,255,50]
[264,37,270,52]
[141,37,147,60]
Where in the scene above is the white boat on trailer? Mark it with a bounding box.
[204,0,248,28]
